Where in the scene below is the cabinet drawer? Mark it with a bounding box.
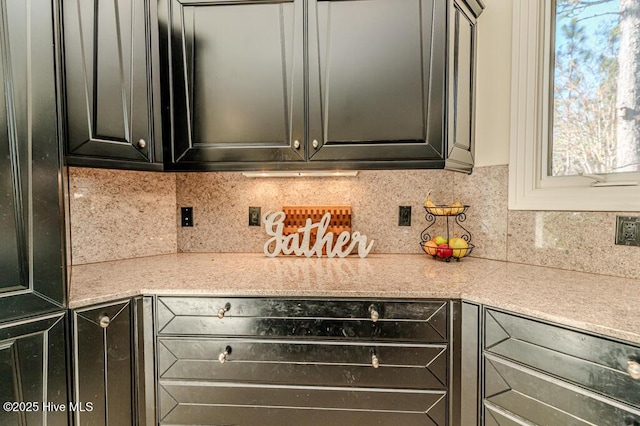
[158,338,447,390]
[484,355,640,425]
[159,382,447,426]
[157,297,448,342]
[484,308,640,408]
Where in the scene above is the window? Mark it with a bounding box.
[509,0,640,211]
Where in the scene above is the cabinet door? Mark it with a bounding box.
[72,300,134,426]
[160,0,305,167]
[63,0,161,167]
[445,0,481,173]
[0,0,66,323]
[0,313,69,426]
[307,0,447,164]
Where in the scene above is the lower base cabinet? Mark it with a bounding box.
[482,308,640,425]
[0,313,69,426]
[156,297,452,426]
[71,297,155,426]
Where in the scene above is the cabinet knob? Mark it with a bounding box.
[293,140,300,149]
[137,139,146,149]
[368,304,379,322]
[371,352,380,369]
[219,346,232,364]
[312,139,319,149]
[628,360,640,380]
[217,302,231,319]
[99,315,110,329]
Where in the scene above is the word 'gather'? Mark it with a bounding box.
[262,211,374,258]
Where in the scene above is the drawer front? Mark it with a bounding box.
[484,308,640,408]
[158,383,447,426]
[158,338,448,390]
[157,297,448,342]
[484,354,640,426]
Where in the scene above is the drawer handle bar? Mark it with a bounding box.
[219,346,232,364]
[368,304,379,322]
[217,303,231,319]
[628,360,640,380]
[99,315,110,329]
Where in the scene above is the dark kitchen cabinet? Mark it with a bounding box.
[159,0,483,172]
[71,297,156,426]
[482,308,640,425]
[446,0,481,173]
[159,0,306,167]
[0,0,67,324]
[156,297,450,425]
[0,314,70,426]
[62,0,163,170]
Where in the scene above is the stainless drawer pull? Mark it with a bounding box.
[371,352,380,369]
[217,303,231,319]
[219,346,232,364]
[628,360,640,380]
[99,315,110,329]
[368,304,379,322]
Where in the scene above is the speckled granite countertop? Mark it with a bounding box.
[69,253,640,344]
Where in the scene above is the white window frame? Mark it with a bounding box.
[508,0,640,211]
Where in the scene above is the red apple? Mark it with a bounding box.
[436,243,453,259]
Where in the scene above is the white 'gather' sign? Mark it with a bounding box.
[262,211,374,258]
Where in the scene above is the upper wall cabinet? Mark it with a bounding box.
[160,0,306,166]
[0,0,67,323]
[62,0,163,170]
[306,0,446,164]
[446,0,482,173]
[160,0,484,172]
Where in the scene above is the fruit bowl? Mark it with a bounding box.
[420,238,474,262]
[424,205,469,216]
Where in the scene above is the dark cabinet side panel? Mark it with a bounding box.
[445,0,477,173]
[0,0,66,323]
[63,0,160,166]
[0,313,70,426]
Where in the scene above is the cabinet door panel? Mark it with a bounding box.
[484,308,640,409]
[445,0,477,172]
[73,300,133,426]
[0,313,69,426]
[159,383,447,426]
[307,0,446,162]
[0,0,65,323]
[63,0,155,162]
[163,0,305,165]
[157,297,448,342]
[484,354,640,426]
[158,338,448,389]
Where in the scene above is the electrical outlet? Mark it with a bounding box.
[249,207,261,226]
[181,207,193,227]
[398,206,411,226]
[615,216,640,246]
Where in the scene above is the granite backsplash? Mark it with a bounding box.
[68,166,640,279]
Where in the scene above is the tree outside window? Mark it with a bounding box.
[551,0,640,177]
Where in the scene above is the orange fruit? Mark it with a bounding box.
[423,240,438,256]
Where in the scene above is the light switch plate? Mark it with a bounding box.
[398,206,411,226]
[249,207,261,226]
[615,216,640,246]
